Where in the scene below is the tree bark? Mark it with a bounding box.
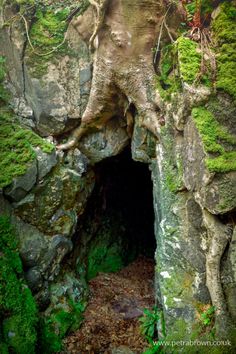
[57,0,185,150]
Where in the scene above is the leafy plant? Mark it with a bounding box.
[139,306,160,341]
[200,306,215,326]
[143,341,164,354]
[183,0,214,28]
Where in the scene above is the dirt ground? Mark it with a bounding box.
[63,256,155,354]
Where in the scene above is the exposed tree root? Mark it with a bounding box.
[57,0,185,151]
[203,210,233,338]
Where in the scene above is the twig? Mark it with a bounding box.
[154,6,172,66]
[18,13,69,57]
[164,19,174,43]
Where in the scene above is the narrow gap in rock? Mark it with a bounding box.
[66,146,156,352]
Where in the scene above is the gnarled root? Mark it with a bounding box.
[203,210,233,338]
[57,125,89,151]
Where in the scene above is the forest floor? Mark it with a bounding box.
[63,256,155,354]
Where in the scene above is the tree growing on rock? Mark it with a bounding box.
[57,0,185,150]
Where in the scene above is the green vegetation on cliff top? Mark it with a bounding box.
[212,2,236,99]
[192,107,236,173]
[0,216,38,353]
[0,55,54,189]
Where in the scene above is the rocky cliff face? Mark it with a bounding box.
[0,0,236,352]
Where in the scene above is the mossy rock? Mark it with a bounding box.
[155,43,181,101]
[0,216,38,353]
[212,2,236,100]
[177,37,201,84]
[86,215,127,280]
[0,54,54,189]
[24,0,90,78]
[192,106,236,173]
[39,302,86,353]
[0,114,55,188]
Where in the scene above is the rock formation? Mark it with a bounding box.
[0,0,235,352]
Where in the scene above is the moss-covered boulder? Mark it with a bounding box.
[0,216,38,353]
[212,2,236,100]
[38,271,88,353]
[184,103,236,214]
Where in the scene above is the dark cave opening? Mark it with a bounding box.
[74,146,156,280]
[94,146,156,257]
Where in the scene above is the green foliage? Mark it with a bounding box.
[212,2,236,99]
[185,0,214,23]
[192,107,236,172]
[177,36,201,84]
[143,341,164,354]
[39,301,86,354]
[139,306,160,341]
[200,306,215,326]
[0,216,38,353]
[140,307,166,354]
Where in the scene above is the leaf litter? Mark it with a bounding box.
[63,256,155,354]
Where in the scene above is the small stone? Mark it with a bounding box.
[35,148,58,180]
[4,160,37,202]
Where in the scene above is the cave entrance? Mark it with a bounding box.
[69,147,156,352]
[75,146,156,280]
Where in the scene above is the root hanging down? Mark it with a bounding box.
[203,210,233,338]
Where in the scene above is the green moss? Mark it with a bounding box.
[0,216,38,353]
[87,231,125,279]
[160,126,184,193]
[212,2,236,99]
[155,44,182,101]
[177,36,201,84]
[26,7,70,77]
[24,0,90,77]
[0,54,54,188]
[86,213,130,280]
[206,151,236,173]
[192,107,236,172]
[39,301,86,354]
[87,244,124,280]
[0,111,54,188]
[0,56,10,105]
[164,157,183,193]
[157,36,211,91]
